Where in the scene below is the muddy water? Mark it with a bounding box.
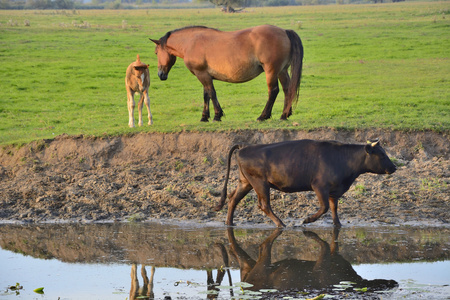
[0,222,449,299]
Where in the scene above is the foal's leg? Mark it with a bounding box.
[142,89,153,125]
[137,92,144,127]
[127,88,136,128]
[257,71,279,121]
[278,69,293,120]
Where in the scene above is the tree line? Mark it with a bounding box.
[1,0,403,10]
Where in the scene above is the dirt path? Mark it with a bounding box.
[0,129,448,227]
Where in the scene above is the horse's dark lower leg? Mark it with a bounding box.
[279,70,292,120]
[201,89,211,122]
[210,89,224,121]
[257,85,279,121]
[280,107,292,120]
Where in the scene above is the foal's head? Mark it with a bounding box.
[149,36,176,81]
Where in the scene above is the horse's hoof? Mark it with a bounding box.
[257,116,269,121]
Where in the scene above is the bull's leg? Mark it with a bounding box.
[226,182,252,226]
[143,90,153,125]
[254,184,285,228]
[127,89,136,128]
[278,69,293,120]
[303,187,330,224]
[257,71,279,121]
[329,197,341,227]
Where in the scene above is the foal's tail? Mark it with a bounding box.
[214,144,246,211]
[285,29,304,114]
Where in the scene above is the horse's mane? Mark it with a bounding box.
[160,26,219,48]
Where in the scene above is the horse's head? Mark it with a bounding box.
[149,38,176,81]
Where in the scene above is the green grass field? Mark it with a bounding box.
[0,2,448,145]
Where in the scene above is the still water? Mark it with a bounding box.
[0,222,449,299]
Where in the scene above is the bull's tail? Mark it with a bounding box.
[214,144,246,211]
[285,29,304,117]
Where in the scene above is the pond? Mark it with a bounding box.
[0,222,449,299]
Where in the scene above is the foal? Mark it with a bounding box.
[125,54,152,127]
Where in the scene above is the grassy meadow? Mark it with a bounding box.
[0,2,449,145]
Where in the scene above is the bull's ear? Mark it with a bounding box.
[365,144,374,154]
[149,38,160,45]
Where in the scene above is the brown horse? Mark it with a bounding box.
[150,25,303,122]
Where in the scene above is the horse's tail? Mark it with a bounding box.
[285,29,304,111]
[214,144,246,211]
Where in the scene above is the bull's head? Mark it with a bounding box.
[149,38,177,81]
[364,139,397,174]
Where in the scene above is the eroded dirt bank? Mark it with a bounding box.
[0,129,448,226]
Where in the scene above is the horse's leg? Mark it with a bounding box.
[130,264,139,300]
[198,75,224,122]
[279,69,293,120]
[127,88,136,128]
[143,89,153,125]
[210,86,224,122]
[201,88,211,122]
[257,71,279,121]
[137,92,144,127]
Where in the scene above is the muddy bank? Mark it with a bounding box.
[0,129,448,226]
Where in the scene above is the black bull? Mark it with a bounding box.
[214,139,397,227]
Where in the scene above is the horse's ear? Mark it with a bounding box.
[149,38,160,45]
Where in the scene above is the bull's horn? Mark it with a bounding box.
[366,139,380,147]
[136,54,140,61]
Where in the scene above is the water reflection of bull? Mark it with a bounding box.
[129,229,397,298]
[225,228,398,294]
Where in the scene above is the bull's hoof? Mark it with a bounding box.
[213,116,222,122]
[200,116,209,122]
[333,222,342,228]
[280,114,289,120]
